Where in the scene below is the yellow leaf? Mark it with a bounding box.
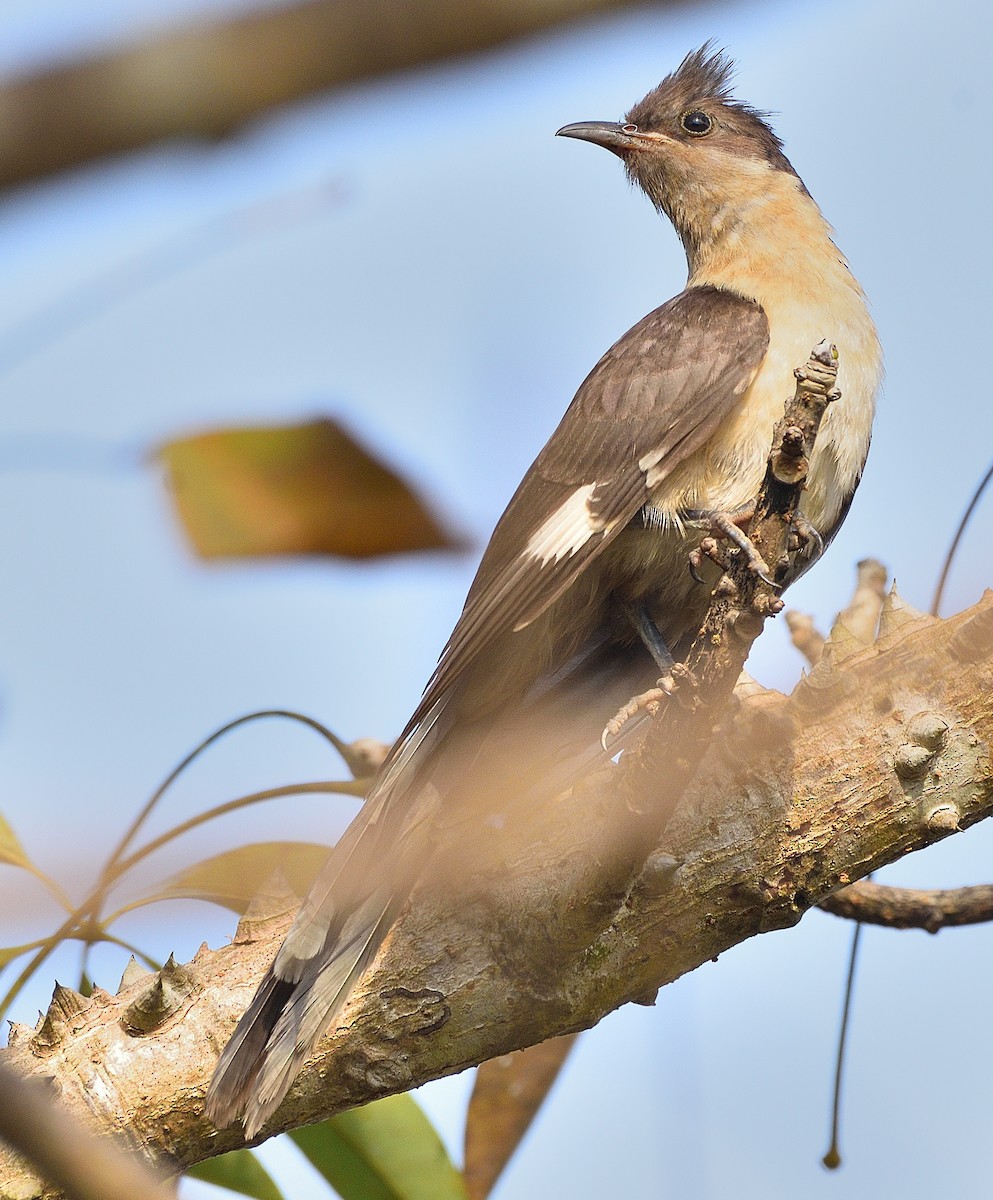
[143,842,330,913]
[158,418,458,560]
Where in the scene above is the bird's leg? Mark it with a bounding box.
[624,602,675,673]
[600,605,677,749]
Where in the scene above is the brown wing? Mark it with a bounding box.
[412,284,768,726]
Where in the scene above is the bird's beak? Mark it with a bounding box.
[555,121,646,156]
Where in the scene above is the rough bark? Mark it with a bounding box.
[1,585,991,1196]
[820,879,993,931]
[2,347,991,1194]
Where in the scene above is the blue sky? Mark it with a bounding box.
[1,1,992,1197]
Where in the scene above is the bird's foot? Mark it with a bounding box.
[684,504,776,588]
[601,663,696,749]
[788,513,824,558]
[601,683,671,750]
[709,510,776,586]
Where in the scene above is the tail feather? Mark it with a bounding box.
[207,764,432,1136]
[206,888,396,1139]
[204,972,296,1130]
[245,894,397,1136]
[206,629,658,1136]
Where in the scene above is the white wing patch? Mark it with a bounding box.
[523,483,601,565]
[638,446,665,473]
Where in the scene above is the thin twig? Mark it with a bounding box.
[822,920,863,1170]
[931,458,993,617]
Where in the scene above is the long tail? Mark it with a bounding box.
[206,885,397,1138]
[206,636,659,1136]
[205,760,426,1138]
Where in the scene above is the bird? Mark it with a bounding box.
[206,44,882,1138]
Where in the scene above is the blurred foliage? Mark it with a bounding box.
[0,693,569,1199]
[187,1148,285,1200]
[463,1035,578,1200]
[290,1095,469,1200]
[0,709,367,1032]
[158,417,458,561]
[147,842,331,914]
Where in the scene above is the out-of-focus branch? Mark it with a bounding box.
[0,1060,173,1200]
[2,585,992,1196]
[835,557,887,644]
[786,557,888,667]
[820,881,993,932]
[0,0,671,190]
[785,608,825,665]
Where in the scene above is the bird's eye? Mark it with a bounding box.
[681,110,713,137]
[622,123,639,134]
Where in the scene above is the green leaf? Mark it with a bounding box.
[186,1149,285,1200]
[290,1095,468,1200]
[142,842,331,913]
[158,417,459,561]
[0,812,30,868]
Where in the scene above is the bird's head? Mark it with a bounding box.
[557,45,804,258]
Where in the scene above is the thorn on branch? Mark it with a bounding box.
[122,954,199,1035]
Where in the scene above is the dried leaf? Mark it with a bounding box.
[143,842,329,913]
[464,1034,578,1199]
[186,1149,285,1200]
[158,417,457,560]
[290,1094,468,1200]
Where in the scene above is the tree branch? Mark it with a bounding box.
[3,344,993,1194]
[0,0,670,190]
[788,559,993,936]
[2,589,991,1194]
[820,880,993,932]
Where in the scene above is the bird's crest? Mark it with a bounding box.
[624,43,789,171]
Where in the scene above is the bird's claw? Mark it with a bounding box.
[687,547,707,585]
[601,679,674,750]
[789,513,824,558]
[687,536,728,583]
